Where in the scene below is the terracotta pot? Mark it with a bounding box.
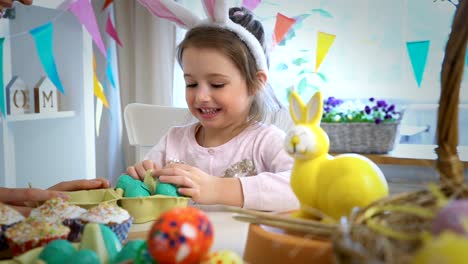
[243,224,334,264]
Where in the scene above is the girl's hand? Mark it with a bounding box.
[155,163,221,205]
[127,160,159,180]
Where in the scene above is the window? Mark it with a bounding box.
[172,0,467,145]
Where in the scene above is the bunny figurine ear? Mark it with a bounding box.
[202,0,229,24]
[137,0,201,29]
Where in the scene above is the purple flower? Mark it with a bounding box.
[324,106,331,112]
[377,100,387,108]
[375,118,382,124]
[369,97,375,102]
[387,104,395,112]
[384,114,392,120]
[364,105,371,114]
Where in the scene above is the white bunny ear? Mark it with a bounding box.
[137,0,201,29]
[306,91,323,125]
[289,89,305,124]
[202,0,229,24]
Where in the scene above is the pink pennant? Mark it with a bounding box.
[69,0,107,57]
[242,0,262,10]
[106,14,122,47]
[137,0,186,27]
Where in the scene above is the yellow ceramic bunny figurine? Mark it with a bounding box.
[285,90,389,220]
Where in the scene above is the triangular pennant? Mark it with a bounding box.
[273,13,296,47]
[0,38,5,117]
[29,23,65,94]
[102,0,114,11]
[69,0,107,57]
[315,31,336,72]
[106,47,117,89]
[93,56,109,108]
[406,40,430,87]
[106,14,122,47]
[242,0,262,10]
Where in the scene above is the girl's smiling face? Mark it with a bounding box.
[182,47,254,131]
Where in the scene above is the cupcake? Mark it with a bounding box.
[4,218,70,256]
[79,203,133,243]
[30,197,86,242]
[0,203,25,250]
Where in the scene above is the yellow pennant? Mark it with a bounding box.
[315,31,336,72]
[94,73,109,108]
[93,56,109,108]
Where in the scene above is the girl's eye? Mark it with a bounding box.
[186,83,197,88]
[211,83,225,88]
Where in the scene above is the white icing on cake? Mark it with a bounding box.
[0,203,25,225]
[30,197,86,222]
[79,203,130,224]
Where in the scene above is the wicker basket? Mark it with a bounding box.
[332,0,468,263]
[321,122,401,154]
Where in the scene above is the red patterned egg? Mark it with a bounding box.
[201,250,244,264]
[147,207,214,264]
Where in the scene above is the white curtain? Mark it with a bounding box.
[114,1,177,168]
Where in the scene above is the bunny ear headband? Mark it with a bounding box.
[137,0,268,74]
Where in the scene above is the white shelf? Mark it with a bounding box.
[1,111,75,122]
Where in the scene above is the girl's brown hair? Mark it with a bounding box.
[176,7,283,124]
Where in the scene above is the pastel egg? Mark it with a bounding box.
[201,250,243,264]
[155,180,180,197]
[80,223,122,264]
[112,239,146,264]
[432,200,468,236]
[411,231,468,264]
[66,249,100,264]
[38,239,77,264]
[116,174,151,198]
[134,241,157,264]
[147,207,214,264]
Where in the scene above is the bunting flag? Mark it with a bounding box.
[30,23,65,94]
[106,47,117,89]
[69,0,107,57]
[93,56,109,108]
[272,13,296,47]
[0,38,5,117]
[102,0,114,11]
[465,48,468,67]
[406,40,430,87]
[242,0,262,10]
[106,14,122,47]
[315,31,336,72]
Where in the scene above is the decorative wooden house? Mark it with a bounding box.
[33,76,59,113]
[5,76,30,115]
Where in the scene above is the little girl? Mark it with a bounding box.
[128,1,299,212]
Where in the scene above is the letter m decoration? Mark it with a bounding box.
[34,76,58,113]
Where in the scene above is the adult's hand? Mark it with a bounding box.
[0,178,110,216]
[48,178,110,191]
[0,187,67,216]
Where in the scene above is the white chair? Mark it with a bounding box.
[124,104,192,162]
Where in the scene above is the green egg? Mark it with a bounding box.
[111,239,146,264]
[134,242,157,264]
[155,180,180,197]
[66,249,100,264]
[125,181,151,198]
[116,174,135,189]
[38,239,77,264]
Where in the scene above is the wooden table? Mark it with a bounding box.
[333,144,468,168]
[128,211,249,256]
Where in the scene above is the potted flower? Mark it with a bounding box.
[320,97,403,153]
